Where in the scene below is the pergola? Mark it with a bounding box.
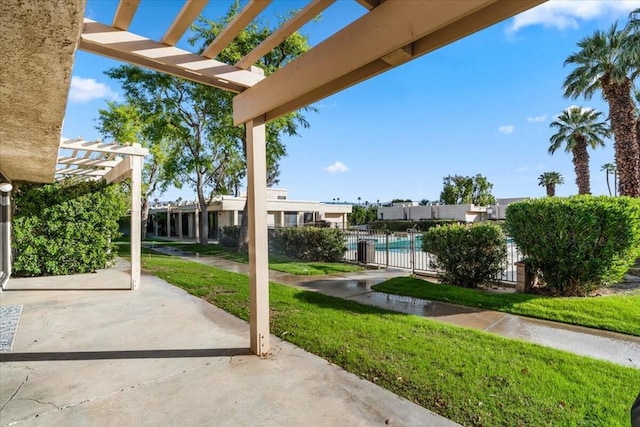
[56,138,148,290]
[1,0,545,355]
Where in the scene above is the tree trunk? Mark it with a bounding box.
[197,185,208,245]
[237,200,249,253]
[546,184,555,197]
[141,197,149,239]
[605,171,611,196]
[602,80,640,197]
[572,137,591,195]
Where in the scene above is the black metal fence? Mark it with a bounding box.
[343,228,522,283]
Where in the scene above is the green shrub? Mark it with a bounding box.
[505,196,640,296]
[220,225,240,248]
[369,219,460,232]
[13,180,127,277]
[422,223,507,288]
[270,227,346,262]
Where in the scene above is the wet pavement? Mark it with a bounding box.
[149,246,640,368]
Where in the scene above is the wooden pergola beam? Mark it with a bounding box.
[236,0,335,70]
[233,0,544,124]
[80,19,264,93]
[113,0,140,30]
[162,0,209,46]
[60,138,149,156]
[202,0,272,59]
[58,157,121,167]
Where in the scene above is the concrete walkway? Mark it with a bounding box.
[151,246,640,369]
[0,260,456,426]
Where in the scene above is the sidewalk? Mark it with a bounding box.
[150,246,640,368]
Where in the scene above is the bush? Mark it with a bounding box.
[369,219,460,232]
[13,180,127,277]
[220,225,240,248]
[270,227,346,262]
[505,196,640,296]
[422,223,507,288]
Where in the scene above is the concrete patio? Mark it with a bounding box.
[0,261,456,426]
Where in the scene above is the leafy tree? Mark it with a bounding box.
[419,199,430,206]
[96,101,170,239]
[189,5,313,251]
[391,198,412,203]
[105,3,312,246]
[537,172,564,197]
[601,163,618,196]
[349,204,378,225]
[564,20,639,196]
[439,174,495,205]
[548,107,609,195]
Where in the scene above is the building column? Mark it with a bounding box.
[0,183,12,290]
[178,212,183,240]
[246,115,270,355]
[194,209,200,242]
[130,155,142,290]
[233,210,239,226]
[166,208,171,238]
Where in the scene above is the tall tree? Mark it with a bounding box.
[96,101,169,239]
[439,174,495,205]
[601,163,618,196]
[105,4,312,246]
[549,107,609,195]
[189,5,313,251]
[537,172,564,197]
[564,21,640,196]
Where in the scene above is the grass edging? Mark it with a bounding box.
[140,252,640,426]
[372,277,640,336]
[173,242,362,275]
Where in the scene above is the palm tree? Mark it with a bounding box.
[564,22,640,197]
[538,172,564,197]
[601,163,618,196]
[549,107,610,195]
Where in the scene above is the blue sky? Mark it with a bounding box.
[64,0,640,204]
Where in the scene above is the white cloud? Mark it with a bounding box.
[69,76,118,103]
[323,161,349,174]
[507,0,640,34]
[499,125,515,134]
[527,114,547,123]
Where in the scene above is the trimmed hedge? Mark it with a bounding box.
[369,219,460,232]
[505,196,640,296]
[220,225,240,248]
[270,227,346,262]
[422,223,507,288]
[13,181,127,277]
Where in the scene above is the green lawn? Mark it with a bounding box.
[372,277,640,336]
[170,242,362,275]
[139,252,640,426]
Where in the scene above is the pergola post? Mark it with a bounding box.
[246,115,269,355]
[130,155,142,290]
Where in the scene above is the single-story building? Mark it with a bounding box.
[147,188,351,241]
[377,198,531,222]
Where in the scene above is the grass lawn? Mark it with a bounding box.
[139,252,640,426]
[372,277,640,337]
[170,242,362,276]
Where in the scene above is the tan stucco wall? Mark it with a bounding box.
[0,0,85,182]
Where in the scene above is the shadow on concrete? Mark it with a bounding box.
[0,348,252,362]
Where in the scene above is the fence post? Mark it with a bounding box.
[385,232,389,269]
[409,228,415,275]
